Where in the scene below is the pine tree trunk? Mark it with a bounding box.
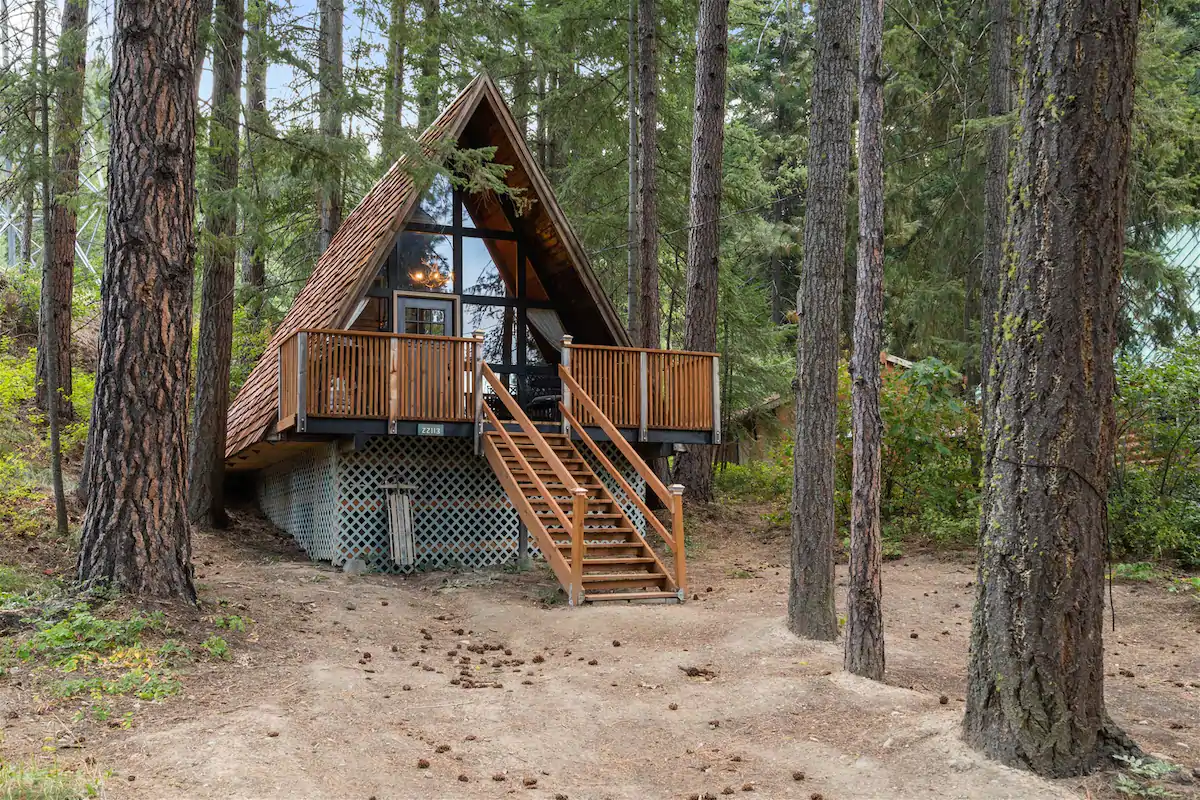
[76,0,199,602]
[626,0,639,334]
[963,0,1141,775]
[634,0,659,349]
[980,0,1011,434]
[845,0,885,681]
[535,67,547,169]
[241,0,269,306]
[674,0,730,504]
[416,0,439,131]
[36,0,87,419]
[193,0,214,94]
[35,0,67,538]
[382,0,406,161]
[187,0,243,529]
[511,20,531,141]
[317,0,344,254]
[788,0,855,641]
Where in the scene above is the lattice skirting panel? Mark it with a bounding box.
[257,436,650,574]
[257,443,340,561]
[335,436,527,573]
[582,442,648,536]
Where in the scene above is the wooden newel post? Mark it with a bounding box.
[472,329,485,455]
[711,356,721,445]
[560,335,574,437]
[570,486,588,606]
[388,336,400,434]
[638,350,649,442]
[296,331,309,433]
[669,483,686,598]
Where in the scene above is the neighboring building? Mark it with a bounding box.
[224,76,720,604]
[719,353,913,465]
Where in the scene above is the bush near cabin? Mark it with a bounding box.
[1111,337,1200,567]
[717,358,981,548]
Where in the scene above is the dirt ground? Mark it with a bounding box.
[2,503,1198,800]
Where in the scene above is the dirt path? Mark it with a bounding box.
[3,505,1198,799]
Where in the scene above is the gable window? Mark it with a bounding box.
[370,179,565,414]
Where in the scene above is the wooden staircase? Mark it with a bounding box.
[483,430,681,603]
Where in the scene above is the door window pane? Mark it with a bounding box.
[404,306,447,336]
[394,231,454,293]
[464,303,517,366]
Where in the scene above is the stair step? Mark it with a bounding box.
[583,570,665,581]
[552,540,641,549]
[581,557,657,566]
[537,515,628,522]
[586,591,681,603]
[583,576,671,592]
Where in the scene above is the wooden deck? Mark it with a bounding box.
[273,328,720,444]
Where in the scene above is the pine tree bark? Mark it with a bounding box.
[382,0,406,161]
[76,0,199,602]
[188,0,243,529]
[845,0,885,680]
[788,0,855,641]
[963,0,1141,775]
[674,0,730,504]
[416,0,439,131]
[317,0,344,254]
[36,0,87,419]
[634,0,659,349]
[980,0,1011,434]
[241,0,269,305]
[626,0,639,334]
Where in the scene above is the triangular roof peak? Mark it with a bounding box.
[225,74,627,461]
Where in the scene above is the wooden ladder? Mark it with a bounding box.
[483,430,680,603]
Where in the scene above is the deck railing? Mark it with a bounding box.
[562,340,720,440]
[276,329,720,441]
[277,328,480,432]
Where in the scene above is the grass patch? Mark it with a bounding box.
[1114,562,1161,582]
[0,760,103,799]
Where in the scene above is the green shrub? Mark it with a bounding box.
[1111,337,1200,567]
[719,358,980,544]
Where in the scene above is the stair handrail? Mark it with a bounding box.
[558,364,687,596]
[480,363,580,493]
[559,403,675,551]
[481,401,575,535]
[558,365,671,506]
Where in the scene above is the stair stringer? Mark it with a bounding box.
[556,438,679,597]
[482,436,575,593]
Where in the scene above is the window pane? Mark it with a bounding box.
[525,320,550,366]
[462,194,512,232]
[413,174,453,226]
[461,238,512,297]
[394,231,454,293]
[464,303,517,366]
[404,306,447,336]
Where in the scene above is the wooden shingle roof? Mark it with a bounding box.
[225,74,627,463]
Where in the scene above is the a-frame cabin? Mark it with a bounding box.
[224,75,719,604]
